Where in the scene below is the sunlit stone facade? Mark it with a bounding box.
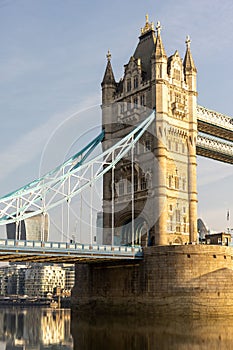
[101,16,198,246]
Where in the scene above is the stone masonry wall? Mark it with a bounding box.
[71,245,233,317]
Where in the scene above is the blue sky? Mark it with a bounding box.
[0,0,232,236]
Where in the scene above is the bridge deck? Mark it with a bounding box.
[0,239,143,263]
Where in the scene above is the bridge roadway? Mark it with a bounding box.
[0,239,143,263]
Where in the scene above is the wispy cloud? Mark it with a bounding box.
[160,0,233,58]
[197,156,233,187]
[0,94,100,191]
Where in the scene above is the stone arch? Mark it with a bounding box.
[120,216,151,247]
[172,236,183,245]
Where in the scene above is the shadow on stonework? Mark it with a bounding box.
[71,313,233,350]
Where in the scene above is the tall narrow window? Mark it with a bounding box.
[182,179,185,191]
[174,69,180,81]
[183,217,186,233]
[141,175,147,190]
[127,79,131,92]
[133,97,138,108]
[134,175,138,192]
[168,175,172,188]
[175,177,179,189]
[119,180,124,195]
[127,176,131,193]
[169,215,173,231]
[176,210,181,223]
[145,139,151,152]
[134,76,138,89]
[140,94,145,106]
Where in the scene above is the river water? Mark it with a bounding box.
[1,307,233,350]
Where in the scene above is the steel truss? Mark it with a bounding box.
[0,112,155,226]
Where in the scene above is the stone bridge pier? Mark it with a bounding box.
[71,245,233,317]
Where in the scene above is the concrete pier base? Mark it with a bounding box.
[71,245,233,317]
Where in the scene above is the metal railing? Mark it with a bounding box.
[0,239,143,259]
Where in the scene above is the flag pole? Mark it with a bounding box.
[227,209,230,234]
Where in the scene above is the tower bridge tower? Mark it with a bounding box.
[101,16,198,246]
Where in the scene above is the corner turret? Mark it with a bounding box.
[101,50,116,105]
[153,21,168,111]
[155,21,167,59]
[183,36,197,91]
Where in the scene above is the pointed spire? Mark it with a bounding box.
[183,36,197,73]
[155,21,167,58]
[101,50,116,86]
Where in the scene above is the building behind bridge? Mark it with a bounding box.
[6,212,49,241]
[0,263,75,298]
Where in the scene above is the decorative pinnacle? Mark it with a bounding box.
[186,35,191,49]
[141,14,154,35]
[106,49,111,61]
[156,21,162,36]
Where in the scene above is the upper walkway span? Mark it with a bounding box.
[197,105,233,163]
[197,105,233,142]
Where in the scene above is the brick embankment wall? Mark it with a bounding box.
[71,245,233,316]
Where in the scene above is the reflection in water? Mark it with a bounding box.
[71,313,233,350]
[0,308,73,350]
[2,307,233,350]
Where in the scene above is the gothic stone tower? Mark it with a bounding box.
[101,16,198,246]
